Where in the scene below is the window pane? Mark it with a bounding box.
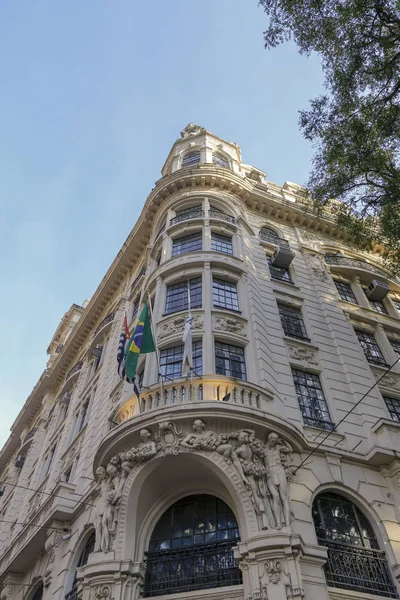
[390,340,400,359]
[267,257,292,283]
[213,278,239,311]
[384,396,400,422]
[182,151,200,167]
[212,153,229,168]
[165,277,202,315]
[171,233,202,257]
[211,233,233,255]
[278,304,309,340]
[160,341,202,378]
[334,280,358,304]
[215,342,246,380]
[292,368,333,430]
[355,330,387,366]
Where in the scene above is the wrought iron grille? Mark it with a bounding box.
[209,208,235,223]
[93,312,114,338]
[355,330,388,366]
[278,304,310,341]
[324,254,390,278]
[334,280,358,304]
[383,396,400,422]
[144,541,242,597]
[321,540,398,598]
[292,368,334,430]
[170,209,204,226]
[259,229,290,249]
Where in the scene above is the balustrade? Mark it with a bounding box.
[324,254,391,279]
[259,230,290,249]
[170,209,204,226]
[208,208,235,223]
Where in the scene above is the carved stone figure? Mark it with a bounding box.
[263,433,293,529]
[304,253,329,282]
[94,466,112,552]
[180,123,205,138]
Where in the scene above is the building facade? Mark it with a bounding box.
[1,124,400,600]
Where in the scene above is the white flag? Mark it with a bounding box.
[182,310,192,375]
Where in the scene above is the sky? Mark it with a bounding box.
[0,1,324,447]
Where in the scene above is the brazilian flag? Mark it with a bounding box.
[124,303,155,381]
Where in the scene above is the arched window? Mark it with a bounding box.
[259,227,280,242]
[182,151,201,168]
[212,153,229,169]
[31,584,43,600]
[312,492,397,597]
[144,494,242,597]
[66,533,95,600]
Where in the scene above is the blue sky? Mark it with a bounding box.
[0,1,323,446]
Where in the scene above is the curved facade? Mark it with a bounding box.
[1,124,400,600]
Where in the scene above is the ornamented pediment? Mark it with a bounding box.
[180,123,205,138]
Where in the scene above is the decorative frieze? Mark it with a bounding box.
[158,314,203,340]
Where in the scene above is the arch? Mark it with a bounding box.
[259,225,282,239]
[64,529,95,599]
[182,151,201,168]
[144,493,242,596]
[27,581,43,600]
[212,152,230,169]
[311,490,397,597]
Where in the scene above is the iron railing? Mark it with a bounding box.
[130,267,146,292]
[93,312,114,338]
[209,209,235,223]
[65,361,83,382]
[324,255,391,279]
[144,540,242,597]
[259,230,290,249]
[321,540,398,598]
[155,223,166,240]
[170,209,204,226]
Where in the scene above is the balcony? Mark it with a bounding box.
[324,254,392,279]
[259,230,290,249]
[65,360,83,382]
[130,267,146,292]
[209,208,235,224]
[93,312,114,338]
[170,209,204,226]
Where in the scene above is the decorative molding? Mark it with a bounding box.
[326,456,343,483]
[374,371,400,390]
[158,315,203,340]
[215,317,246,335]
[287,344,318,366]
[303,253,330,282]
[180,123,205,138]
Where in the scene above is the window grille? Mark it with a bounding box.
[215,342,246,380]
[260,229,290,249]
[334,280,358,304]
[355,330,388,366]
[390,340,400,359]
[165,277,202,315]
[144,494,241,597]
[171,232,202,257]
[312,492,397,597]
[211,232,233,255]
[383,396,400,422]
[212,153,229,168]
[291,368,334,430]
[363,289,388,313]
[267,257,292,283]
[160,341,202,379]
[209,206,235,223]
[213,278,239,312]
[170,205,204,226]
[182,151,201,168]
[278,305,309,341]
[131,297,140,322]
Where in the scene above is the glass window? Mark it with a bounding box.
[215,342,246,380]
[268,257,292,283]
[292,368,333,430]
[355,330,387,366]
[31,585,43,600]
[170,205,204,225]
[160,341,202,379]
[384,396,400,422]
[212,153,229,168]
[211,232,233,255]
[278,305,309,341]
[334,280,358,304]
[363,289,388,314]
[213,279,239,311]
[66,534,95,600]
[391,297,400,315]
[144,494,241,597]
[78,401,89,432]
[165,277,202,315]
[390,340,400,359]
[131,297,140,322]
[182,151,201,168]
[171,232,202,257]
[312,492,396,597]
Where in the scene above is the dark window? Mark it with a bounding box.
[44,445,56,478]
[334,280,358,304]
[63,464,73,483]
[171,233,202,257]
[213,279,239,312]
[384,396,400,422]
[292,368,333,430]
[66,534,95,600]
[267,257,292,284]
[144,494,241,597]
[215,342,246,380]
[363,289,387,314]
[212,153,229,168]
[165,277,202,315]
[312,493,397,597]
[78,401,89,432]
[278,305,309,341]
[355,330,388,366]
[182,151,200,168]
[160,341,202,379]
[391,297,400,315]
[131,297,140,321]
[31,585,43,600]
[390,340,400,359]
[260,227,279,241]
[211,232,233,255]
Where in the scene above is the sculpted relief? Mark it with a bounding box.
[93,420,295,552]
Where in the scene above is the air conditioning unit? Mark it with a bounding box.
[365,279,389,301]
[91,345,103,359]
[0,485,5,497]
[271,247,295,269]
[15,455,25,469]
[61,392,72,406]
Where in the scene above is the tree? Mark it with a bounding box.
[259,0,400,273]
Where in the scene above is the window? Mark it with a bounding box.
[260,227,279,241]
[292,368,333,430]
[160,341,202,379]
[268,257,292,283]
[384,396,400,422]
[212,152,229,168]
[215,342,246,380]
[144,494,241,597]
[31,584,43,600]
[63,463,73,483]
[355,330,387,366]
[171,232,202,257]
[77,400,89,433]
[363,289,388,314]
[66,533,95,600]
[91,345,103,374]
[334,280,358,304]
[165,277,202,315]
[211,232,233,255]
[312,492,397,597]
[131,297,140,322]
[213,279,239,312]
[390,339,400,359]
[182,151,201,168]
[391,296,400,315]
[278,305,309,341]
[43,445,56,480]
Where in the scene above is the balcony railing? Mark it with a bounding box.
[259,230,290,249]
[170,209,204,226]
[93,312,114,338]
[65,360,83,382]
[130,267,146,292]
[23,427,37,444]
[209,208,235,223]
[321,540,398,598]
[324,255,391,279]
[155,223,166,240]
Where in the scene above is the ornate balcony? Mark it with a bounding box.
[209,208,235,224]
[93,312,114,338]
[170,209,204,226]
[65,360,83,382]
[324,254,392,279]
[259,230,290,249]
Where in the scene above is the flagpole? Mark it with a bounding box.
[187,280,193,385]
[147,290,164,403]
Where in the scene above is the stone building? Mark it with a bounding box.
[1,124,400,600]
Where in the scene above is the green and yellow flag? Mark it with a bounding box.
[124,303,155,381]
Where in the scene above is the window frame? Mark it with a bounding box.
[215,341,247,380]
[159,341,203,379]
[212,152,230,168]
[171,232,202,257]
[383,395,400,422]
[181,151,201,168]
[267,256,293,284]
[355,330,388,366]
[211,232,233,255]
[165,277,202,315]
[334,280,358,304]
[213,278,239,312]
[291,368,334,431]
[278,304,310,341]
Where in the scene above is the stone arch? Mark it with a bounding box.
[259,223,283,238]
[24,578,43,600]
[115,449,258,562]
